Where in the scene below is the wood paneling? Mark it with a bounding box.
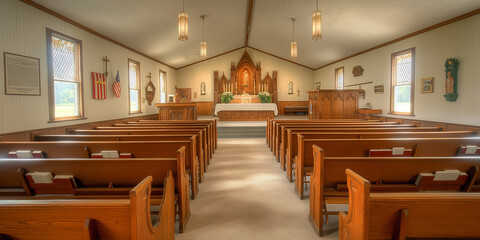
[0,114,158,141]
[195,102,214,115]
[155,103,197,120]
[308,90,363,119]
[277,101,308,115]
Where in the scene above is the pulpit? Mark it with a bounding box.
[307,89,364,119]
[155,103,197,120]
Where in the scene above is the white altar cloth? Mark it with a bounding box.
[215,103,278,116]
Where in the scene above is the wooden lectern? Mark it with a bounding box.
[155,103,197,120]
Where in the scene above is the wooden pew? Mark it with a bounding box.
[0,174,175,239]
[33,134,207,182]
[94,126,213,160]
[338,169,480,239]
[297,136,480,199]
[284,130,474,180]
[69,128,211,163]
[129,119,217,150]
[273,123,416,158]
[0,140,200,200]
[116,122,216,154]
[270,120,396,152]
[309,145,480,236]
[266,119,373,147]
[0,148,190,232]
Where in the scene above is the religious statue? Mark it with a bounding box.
[242,70,249,87]
[443,58,459,102]
[445,71,454,94]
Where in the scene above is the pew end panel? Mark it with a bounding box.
[130,173,175,240]
[338,169,371,240]
[340,169,480,240]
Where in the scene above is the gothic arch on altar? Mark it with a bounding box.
[213,50,277,114]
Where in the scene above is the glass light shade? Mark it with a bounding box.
[178,12,188,40]
[312,10,322,40]
[291,41,297,60]
[200,41,207,58]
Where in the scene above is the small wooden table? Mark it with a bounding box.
[155,103,197,120]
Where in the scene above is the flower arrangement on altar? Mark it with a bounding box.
[258,92,271,103]
[221,92,234,103]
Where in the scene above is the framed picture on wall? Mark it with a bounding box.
[421,77,434,93]
[374,85,384,94]
[315,82,321,90]
[4,52,41,96]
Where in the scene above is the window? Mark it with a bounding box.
[47,29,84,121]
[159,70,167,103]
[335,67,344,90]
[390,48,415,115]
[128,59,141,113]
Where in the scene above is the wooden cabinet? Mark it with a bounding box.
[155,103,197,120]
[307,90,364,119]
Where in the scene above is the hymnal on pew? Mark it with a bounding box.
[415,170,468,191]
[25,172,53,184]
[54,175,78,188]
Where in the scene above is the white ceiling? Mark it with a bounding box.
[32,0,480,69]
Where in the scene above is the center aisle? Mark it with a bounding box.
[176,138,338,240]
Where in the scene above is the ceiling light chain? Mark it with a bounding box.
[200,15,207,58]
[312,0,322,40]
[178,0,188,40]
[291,18,297,60]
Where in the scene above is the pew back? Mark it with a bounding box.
[339,169,480,239]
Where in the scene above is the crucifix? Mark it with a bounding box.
[146,72,152,80]
[297,90,300,96]
[103,56,110,77]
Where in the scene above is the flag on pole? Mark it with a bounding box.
[113,71,121,98]
[92,72,106,100]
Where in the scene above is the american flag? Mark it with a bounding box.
[113,71,121,98]
[92,72,106,100]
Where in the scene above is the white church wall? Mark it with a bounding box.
[314,14,480,126]
[0,0,176,134]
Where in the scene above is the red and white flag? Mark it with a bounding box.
[92,72,106,100]
[113,71,121,98]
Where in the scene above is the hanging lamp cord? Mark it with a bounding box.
[316,0,319,11]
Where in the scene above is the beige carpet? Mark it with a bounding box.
[176,138,339,240]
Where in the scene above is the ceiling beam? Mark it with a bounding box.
[244,0,255,46]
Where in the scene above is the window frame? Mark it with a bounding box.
[159,69,167,103]
[46,28,85,122]
[389,47,415,116]
[128,58,142,114]
[335,66,344,90]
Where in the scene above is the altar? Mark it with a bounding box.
[215,103,278,121]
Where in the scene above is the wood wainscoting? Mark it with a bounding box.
[367,115,480,135]
[0,114,158,141]
[195,102,214,115]
[277,101,308,115]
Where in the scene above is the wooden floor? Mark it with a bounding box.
[176,137,339,240]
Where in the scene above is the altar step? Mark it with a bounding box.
[218,126,266,138]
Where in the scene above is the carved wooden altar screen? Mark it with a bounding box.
[213,51,277,115]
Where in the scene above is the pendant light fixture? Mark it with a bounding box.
[291,18,297,60]
[200,15,207,58]
[178,0,188,40]
[312,0,322,40]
